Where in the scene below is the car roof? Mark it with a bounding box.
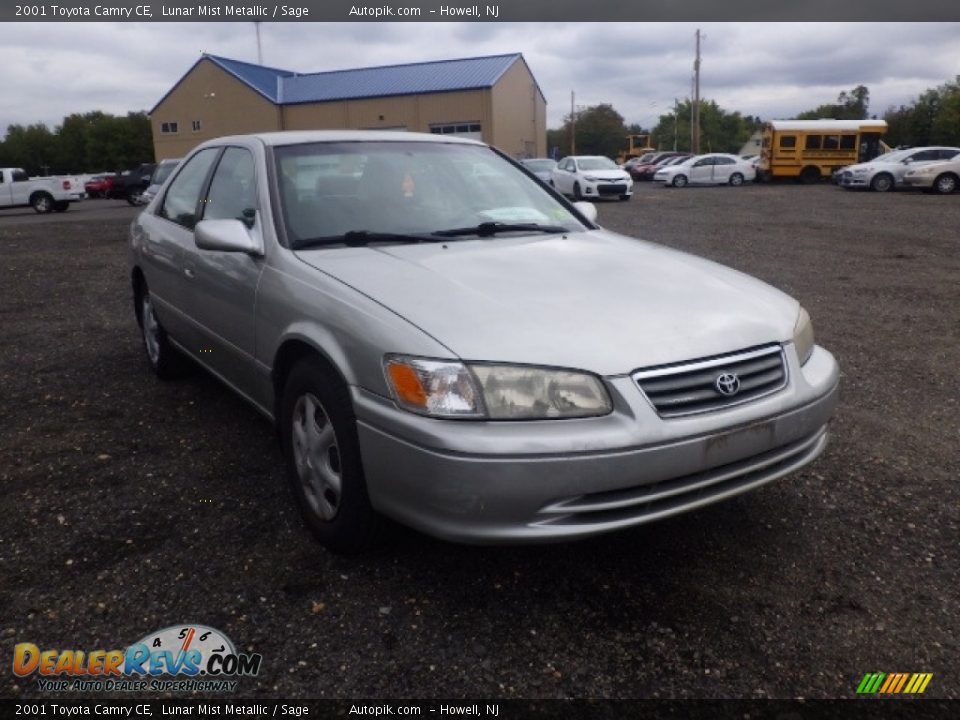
[211,130,486,148]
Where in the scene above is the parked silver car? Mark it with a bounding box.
[129,131,839,552]
[901,156,960,194]
[836,146,960,192]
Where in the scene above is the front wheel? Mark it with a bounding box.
[619,194,631,201]
[870,173,894,192]
[54,201,69,212]
[729,173,744,187]
[281,358,384,554]
[933,173,958,194]
[672,175,688,188]
[573,182,583,201]
[126,191,142,206]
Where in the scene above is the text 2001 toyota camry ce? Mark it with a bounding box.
[129,131,839,553]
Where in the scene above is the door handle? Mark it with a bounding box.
[183,268,195,279]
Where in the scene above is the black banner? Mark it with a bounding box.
[3,0,960,22]
[1,699,958,719]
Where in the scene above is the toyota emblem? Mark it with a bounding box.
[714,372,741,396]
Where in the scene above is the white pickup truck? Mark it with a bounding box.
[0,168,85,213]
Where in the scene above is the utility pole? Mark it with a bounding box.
[570,91,576,155]
[254,22,263,64]
[692,28,701,154]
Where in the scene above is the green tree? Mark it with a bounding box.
[797,85,870,120]
[882,77,960,147]
[650,99,760,154]
[550,103,628,158]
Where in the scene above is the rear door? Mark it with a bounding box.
[139,147,221,345]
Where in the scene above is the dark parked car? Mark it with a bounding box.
[110,163,156,205]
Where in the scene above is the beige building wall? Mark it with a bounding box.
[281,90,492,138]
[490,59,547,157]
[151,59,281,159]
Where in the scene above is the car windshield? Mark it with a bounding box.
[577,157,618,171]
[522,159,556,172]
[274,141,586,244]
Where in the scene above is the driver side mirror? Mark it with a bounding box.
[195,218,262,255]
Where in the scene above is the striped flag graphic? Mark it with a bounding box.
[857,672,932,694]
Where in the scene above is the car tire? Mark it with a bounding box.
[137,283,190,380]
[870,173,894,192]
[619,194,631,201]
[126,191,142,206]
[672,175,688,188]
[573,182,583,201]
[31,192,54,214]
[729,173,744,187]
[933,173,958,195]
[54,201,69,213]
[280,357,385,554]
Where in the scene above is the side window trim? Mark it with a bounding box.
[200,145,259,227]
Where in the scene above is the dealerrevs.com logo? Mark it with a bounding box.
[13,624,262,693]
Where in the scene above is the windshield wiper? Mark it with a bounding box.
[292,230,443,250]
[432,222,569,238]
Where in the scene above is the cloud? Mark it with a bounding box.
[0,21,956,138]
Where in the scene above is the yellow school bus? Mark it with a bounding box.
[758,119,889,183]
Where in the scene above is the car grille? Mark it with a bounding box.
[633,345,787,417]
[597,184,627,195]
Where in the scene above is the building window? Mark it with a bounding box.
[429,123,482,135]
[191,120,202,132]
[160,122,179,134]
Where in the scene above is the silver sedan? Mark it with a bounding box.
[129,131,838,552]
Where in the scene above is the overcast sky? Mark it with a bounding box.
[1,22,958,136]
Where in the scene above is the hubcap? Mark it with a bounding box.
[292,393,342,521]
[141,295,161,365]
[937,176,956,193]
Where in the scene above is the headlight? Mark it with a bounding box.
[793,307,815,366]
[853,168,868,175]
[583,175,599,182]
[384,356,612,420]
[470,364,612,419]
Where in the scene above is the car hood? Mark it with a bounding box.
[581,170,629,181]
[295,231,799,376]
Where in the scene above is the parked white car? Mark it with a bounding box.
[835,146,960,192]
[0,167,85,213]
[551,155,633,201]
[901,157,960,194]
[653,154,756,187]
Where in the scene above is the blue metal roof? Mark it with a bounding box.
[206,55,295,102]
[153,53,539,115]
[279,53,523,104]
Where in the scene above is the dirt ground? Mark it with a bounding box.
[1,186,957,699]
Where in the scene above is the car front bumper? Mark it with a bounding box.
[838,174,870,188]
[579,179,632,197]
[353,345,839,544]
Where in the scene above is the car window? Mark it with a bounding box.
[203,147,257,225]
[716,157,735,165]
[159,148,219,230]
[940,149,960,160]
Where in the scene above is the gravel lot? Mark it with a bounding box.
[1,186,958,700]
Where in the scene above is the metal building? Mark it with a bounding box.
[150,53,547,159]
